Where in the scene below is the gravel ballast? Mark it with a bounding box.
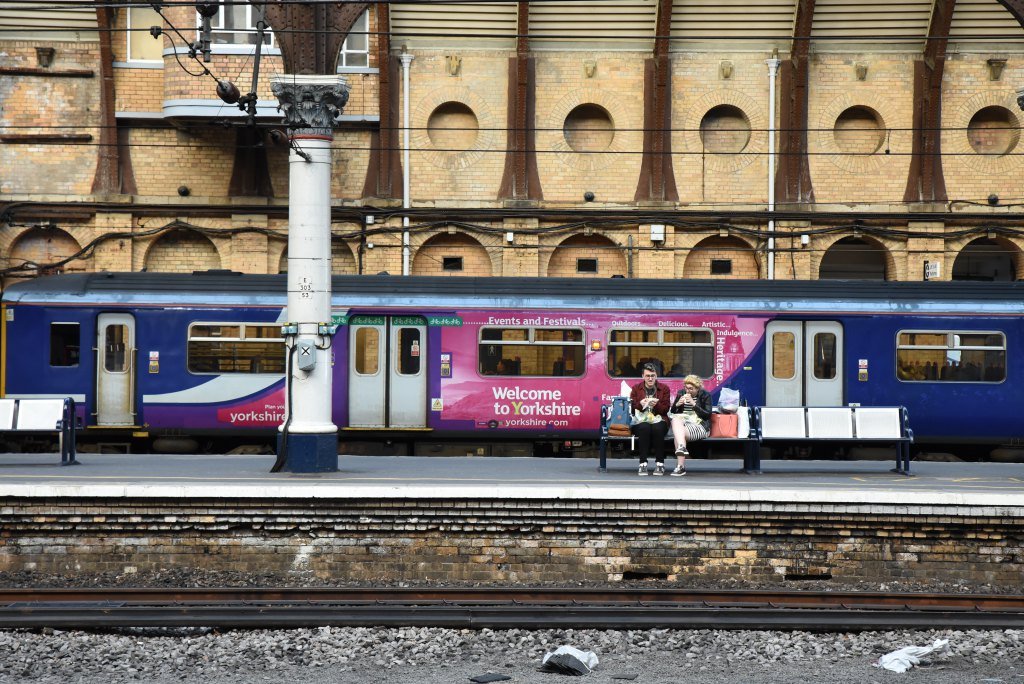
[1,625,1021,683]
[2,572,1021,683]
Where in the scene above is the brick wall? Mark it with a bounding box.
[142,228,222,272]
[680,236,760,279]
[3,18,1024,282]
[1,498,1022,586]
[546,234,627,278]
[411,231,495,276]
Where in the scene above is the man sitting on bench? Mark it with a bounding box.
[630,363,671,476]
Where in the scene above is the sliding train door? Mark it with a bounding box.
[347,316,427,428]
[95,312,136,425]
[765,321,843,406]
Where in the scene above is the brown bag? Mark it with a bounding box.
[608,424,632,437]
[710,413,738,438]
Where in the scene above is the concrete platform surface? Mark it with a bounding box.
[0,453,1022,507]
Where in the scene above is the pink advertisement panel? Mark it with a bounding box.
[438,310,768,432]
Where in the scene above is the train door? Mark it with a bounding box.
[765,321,843,406]
[348,316,427,428]
[95,313,136,425]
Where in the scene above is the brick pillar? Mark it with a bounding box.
[230,215,270,273]
[363,218,403,275]
[777,221,812,280]
[92,212,133,271]
[502,218,539,277]
[637,225,673,279]
[907,221,947,281]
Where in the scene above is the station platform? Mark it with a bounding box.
[0,452,1022,507]
[2,453,1023,587]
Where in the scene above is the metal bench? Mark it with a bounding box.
[598,404,759,473]
[597,403,636,472]
[0,397,79,465]
[755,405,913,475]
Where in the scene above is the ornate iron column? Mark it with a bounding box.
[271,74,349,472]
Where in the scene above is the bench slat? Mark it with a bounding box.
[14,399,67,431]
[759,407,806,439]
[806,407,854,439]
[0,399,15,431]
[854,408,903,439]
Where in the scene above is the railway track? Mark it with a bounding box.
[2,587,1024,631]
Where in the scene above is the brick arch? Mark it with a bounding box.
[545,234,626,278]
[679,236,760,279]
[411,232,493,277]
[816,235,897,281]
[949,235,1024,281]
[8,226,82,276]
[277,240,359,274]
[144,229,221,273]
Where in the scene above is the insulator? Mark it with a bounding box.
[216,80,241,104]
[196,3,219,18]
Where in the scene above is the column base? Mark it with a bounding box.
[276,432,338,473]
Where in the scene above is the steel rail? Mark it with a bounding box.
[2,588,1024,630]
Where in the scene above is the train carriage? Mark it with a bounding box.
[2,272,1022,456]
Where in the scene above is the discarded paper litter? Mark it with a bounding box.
[539,646,599,676]
[874,638,950,673]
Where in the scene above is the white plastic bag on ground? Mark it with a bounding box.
[540,645,599,675]
[873,638,949,673]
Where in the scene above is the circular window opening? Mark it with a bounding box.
[833,106,884,155]
[427,102,479,150]
[699,105,751,154]
[563,104,614,152]
[967,106,1020,156]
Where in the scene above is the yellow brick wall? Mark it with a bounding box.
[544,234,627,278]
[939,55,1024,205]
[679,236,761,279]
[411,232,494,276]
[672,53,772,207]
[534,52,646,205]
[128,128,237,198]
[0,41,102,196]
[806,53,915,206]
[3,20,1024,283]
[405,51,509,204]
[141,228,222,272]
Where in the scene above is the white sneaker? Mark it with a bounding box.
[675,447,688,456]
[654,463,665,476]
[637,463,649,476]
[671,465,687,477]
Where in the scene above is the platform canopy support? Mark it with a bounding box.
[271,74,349,473]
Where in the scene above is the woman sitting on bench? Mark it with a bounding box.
[667,374,712,476]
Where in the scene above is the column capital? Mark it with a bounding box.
[271,75,350,138]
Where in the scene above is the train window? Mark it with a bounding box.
[478,326,585,376]
[396,328,421,375]
[104,324,128,373]
[49,323,80,367]
[187,323,285,374]
[607,328,714,379]
[771,332,796,380]
[896,330,1006,382]
[354,327,380,375]
[812,332,837,380]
